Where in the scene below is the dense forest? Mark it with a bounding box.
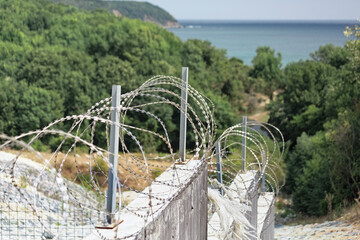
[0,0,359,217]
[48,0,179,27]
[0,0,261,149]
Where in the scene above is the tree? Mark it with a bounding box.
[0,0,251,153]
[249,46,282,99]
[0,79,64,135]
[325,111,360,206]
[293,148,330,216]
[310,44,350,69]
[94,55,136,96]
[268,60,336,144]
[279,23,360,216]
[285,133,316,194]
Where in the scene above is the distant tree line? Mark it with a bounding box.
[48,0,178,25]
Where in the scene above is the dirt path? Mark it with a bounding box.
[249,110,270,122]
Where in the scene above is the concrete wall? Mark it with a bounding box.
[242,171,259,240]
[89,163,276,240]
[208,170,259,240]
[136,161,208,240]
[230,170,259,240]
[90,160,208,240]
[258,192,275,240]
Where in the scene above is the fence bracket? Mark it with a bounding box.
[96,220,124,229]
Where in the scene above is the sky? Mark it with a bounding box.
[143,0,360,20]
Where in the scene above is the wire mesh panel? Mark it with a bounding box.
[0,152,105,239]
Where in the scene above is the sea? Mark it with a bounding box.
[168,20,358,66]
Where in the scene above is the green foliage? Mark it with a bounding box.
[206,92,238,135]
[271,22,360,216]
[289,104,323,140]
[344,23,360,81]
[293,148,330,216]
[268,60,337,143]
[0,79,63,135]
[284,133,315,194]
[19,175,28,189]
[0,0,250,153]
[94,55,137,99]
[93,158,108,173]
[285,132,331,215]
[151,168,163,179]
[76,172,93,191]
[249,46,282,99]
[325,110,360,206]
[48,0,177,26]
[310,44,350,68]
[31,139,50,152]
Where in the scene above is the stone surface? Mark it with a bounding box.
[0,151,103,240]
[275,220,360,240]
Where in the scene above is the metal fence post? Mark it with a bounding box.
[261,150,266,192]
[179,67,188,162]
[215,141,224,195]
[106,85,121,224]
[241,116,247,172]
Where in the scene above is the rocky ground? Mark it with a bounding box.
[0,151,104,239]
[275,195,360,240]
[275,206,360,240]
[275,220,360,239]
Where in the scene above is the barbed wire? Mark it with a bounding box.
[208,120,285,239]
[0,75,284,239]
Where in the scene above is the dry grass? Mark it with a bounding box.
[4,149,172,192]
[241,92,271,122]
[340,196,360,227]
[286,214,332,226]
[283,202,360,226]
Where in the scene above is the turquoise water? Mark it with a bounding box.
[168,20,357,66]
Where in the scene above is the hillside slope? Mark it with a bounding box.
[0,0,253,151]
[49,0,180,27]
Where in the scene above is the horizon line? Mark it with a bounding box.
[176,19,358,22]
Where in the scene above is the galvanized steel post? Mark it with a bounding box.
[179,67,188,162]
[261,150,266,192]
[215,141,224,195]
[106,85,121,224]
[241,116,247,172]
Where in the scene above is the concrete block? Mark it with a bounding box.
[88,160,207,240]
[208,170,259,240]
[258,192,275,240]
